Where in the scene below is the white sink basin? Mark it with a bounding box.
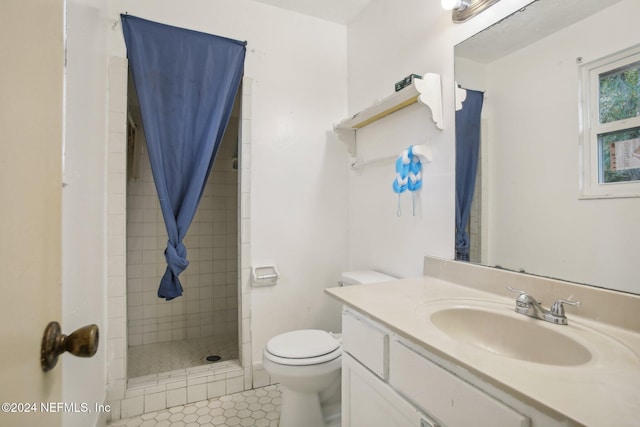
[429,306,592,366]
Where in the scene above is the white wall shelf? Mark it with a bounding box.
[334,73,443,156]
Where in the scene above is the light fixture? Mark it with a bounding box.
[443,0,500,23]
[441,0,468,11]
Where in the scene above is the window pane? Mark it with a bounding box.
[599,61,640,123]
[598,127,640,183]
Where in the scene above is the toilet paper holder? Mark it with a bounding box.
[251,266,279,287]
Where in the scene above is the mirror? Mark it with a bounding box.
[454,0,639,295]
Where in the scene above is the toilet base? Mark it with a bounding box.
[278,385,341,427]
[279,386,325,427]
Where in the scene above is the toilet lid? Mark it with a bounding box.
[266,329,340,359]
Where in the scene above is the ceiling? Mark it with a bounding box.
[250,0,374,25]
[250,0,624,58]
[455,0,623,63]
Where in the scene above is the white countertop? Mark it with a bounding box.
[326,276,640,427]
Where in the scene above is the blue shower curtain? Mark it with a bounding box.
[455,89,484,261]
[121,15,246,300]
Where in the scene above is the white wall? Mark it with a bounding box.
[479,0,640,293]
[107,0,349,367]
[62,1,109,426]
[346,0,533,279]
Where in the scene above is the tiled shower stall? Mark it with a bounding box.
[106,57,256,422]
[125,101,240,377]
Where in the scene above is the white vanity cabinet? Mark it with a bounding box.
[343,353,437,427]
[341,308,531,427]
[389,340,530,427]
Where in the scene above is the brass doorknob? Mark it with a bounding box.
[41,321,99,372]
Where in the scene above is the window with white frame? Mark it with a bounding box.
[580,45,640,198]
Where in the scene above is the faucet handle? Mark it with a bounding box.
[506,285,527,295]
[550,299,581,317]
[507,285,537,307]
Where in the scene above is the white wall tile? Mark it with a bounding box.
[186,384,207,404]
[206,380,226,399]
[225,376,243,395]
[106,379,126,401]
[120,396,144,418]
[128,334,142,346]
[144,392,166,413]
[166,387,187,407]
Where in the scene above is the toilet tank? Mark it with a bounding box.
[339,270,397,286]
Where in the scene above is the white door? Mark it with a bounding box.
[0,1,65,426]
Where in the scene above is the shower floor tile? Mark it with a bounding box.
[108,384,281,427]
[128,336,239,378]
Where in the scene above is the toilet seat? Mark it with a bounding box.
[264,329,342,366]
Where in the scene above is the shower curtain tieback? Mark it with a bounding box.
[122,14,246,300]
[164,241,189,286]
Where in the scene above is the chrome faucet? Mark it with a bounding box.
[507,286,580,325]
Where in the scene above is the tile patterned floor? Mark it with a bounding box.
[108,384,281,427]
[128,337,239,378]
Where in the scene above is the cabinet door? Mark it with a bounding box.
[390,340,530,427]
[343,353,438,427]
[342,310,389,379]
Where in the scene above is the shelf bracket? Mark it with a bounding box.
[414,74,443,130]
[334,127,357,156]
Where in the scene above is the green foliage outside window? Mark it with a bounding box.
[599,128,640,183]
[598,62,640,183]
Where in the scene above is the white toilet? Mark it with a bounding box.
[262,270,397,427]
